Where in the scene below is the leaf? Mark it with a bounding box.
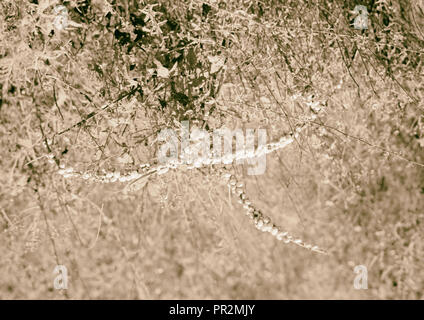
[154,60,169,78]
[123,175,149,194]
[56,86,67,107]
[186,47,197,68]
[117,153,132,164]
[157,65,169,78]
[67,20,84,28]
[208,55,225,74]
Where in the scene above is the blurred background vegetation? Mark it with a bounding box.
[0,0,423,299]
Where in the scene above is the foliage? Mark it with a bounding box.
[0,0,423,299]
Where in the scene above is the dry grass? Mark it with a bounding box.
[0,0,423,299]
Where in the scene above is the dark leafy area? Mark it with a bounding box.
[0,0,423,299]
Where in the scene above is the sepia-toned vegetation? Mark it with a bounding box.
[0,0,423,299]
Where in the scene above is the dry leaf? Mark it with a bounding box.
[123,175,149,194]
